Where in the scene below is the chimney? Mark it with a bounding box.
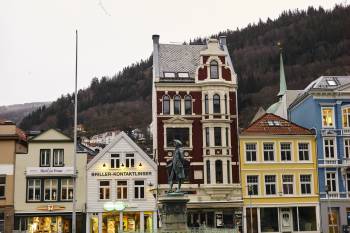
[219,35,227,46]
[152,34,160,79]
[152,34,160,46]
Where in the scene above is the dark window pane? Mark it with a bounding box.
[166,128,190,147]
[174,95,181,115]
[185,95,192,115]
[213,94,221,113]
[214,127,222,146]
[210,61,219,79]
[163,95,170,114]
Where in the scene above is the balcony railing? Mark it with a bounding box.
[321,128,350,136]
[320,192,349,199]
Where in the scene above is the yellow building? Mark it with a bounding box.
[240,113,320,233]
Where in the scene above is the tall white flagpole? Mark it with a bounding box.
[72,29,78,233]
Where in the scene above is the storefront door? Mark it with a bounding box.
[280,208,293,233]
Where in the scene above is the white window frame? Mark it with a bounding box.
[134,180,145,199]
[323,138,337,160]
[300,174,312,195]
[262,142,275,162]
[325,171,338,193]
[298,142,311,161]
[40,149,51,167]
[344,138,350,159]
[245,143,257,163]
[321,107,335,128]
[342,106,350,128]
[0,176,5,198]
[116,180,128,200]
[246,175,259,196]
[282,174,294,195]
[53,149,64,167]
[99,180,111,200]
[27,179,41,201]
[264,175,277,196]
[125,153,135,168]
[110,154,120,169]
[280,142,292,162]
[61,179,73,201]
[44,179,58,201]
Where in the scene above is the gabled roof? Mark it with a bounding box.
[87,131,156,170]
[158,44,207,79]
[28,128,72,142]
[241,113,314,136]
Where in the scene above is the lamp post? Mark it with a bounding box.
[325,185,336,233]
[248,185,253,233]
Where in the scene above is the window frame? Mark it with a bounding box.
[344,138,350,159]
[246,175,259,196]
[61,178,73,201]
[110,154,120,169]
[280,142,292,162]
[321,107,335,128]
[173,95,181,115]
[134,180,145,199]
[205,127,210,147]
[210,60,219,79]
[206,160,211,184]
[214,127,222,146]
[44,179,58,201]
[282,174,294,195]
[263,142,275,162]
[215,160,223,184]
[117,180,128,200]
[213,94,221,114]
[245,143,257,163]
[40,149,51,167]
[0,176,5,198]
[162,95,170,115]
[184,95,192,115]
[300,174,312,195]
[342,106,350,128]
[204,94,209,114]
[165,127,191,148]
[125,153,135,168]
[325,171,338,193]
[99,180,111,200]
[53,149,64,167]
[264,175,277,196]
[298,142,311,161]
[27,179,42,202]
[323,138,337,160]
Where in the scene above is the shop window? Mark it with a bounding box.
[27,179,41,201]
[213,94,221,114]
[343,107,350,128]
[99,180,110,200]
[0,176,5,198]
[204,95,209,114]
[205,127,210,147]
[280,143,291,161]
[282,175,294,195]
[185,95,192,115]
[247,175,258,195]
[53,149,64,167]
[260,208,279,232]
[117,181,128,199]
[322,107,334,128]
[0,213,4,233]
[265,175,276,195]
[44,179,58,201]
[298,207,317,231]
[214,127,222,146]
[345,139,350,159]
[245,143,257,162]
[298,143,310,161]
[61,179,73,201]
[163,95,170,114]
[144,212,153,233]
[263,143,274,161]
[215,160,223,184]
[134,180,145,199]
[126,154,135,168]
[40,149,51,167]
[300,174,311,194]
[246,208,258,233]
[324,138,336,159]
[326,172,337,192]
[206,160,211,184]
[328,208,339,233]
[110,154,120,168]
[174,95,181,115]
[210,60,219,79]
[166,128,190,147]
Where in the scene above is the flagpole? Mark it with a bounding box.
[72,29,78,233]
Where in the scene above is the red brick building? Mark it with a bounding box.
[151,35,242,229]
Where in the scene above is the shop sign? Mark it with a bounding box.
[104,202,126,211]
[37,205,66,211]
[26,167,74,176]
[91,171,152,177]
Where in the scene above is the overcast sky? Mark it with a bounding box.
[0,0,344,106]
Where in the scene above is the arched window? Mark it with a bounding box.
[215,160,223,184]
[184,95,192,115]
[205,95,209,114]
[213,94,221,114]
[343,107,350,128]
[174,95,181,115]
[163,95,170,114]
[206,160,211,184]
[210,60,219,79]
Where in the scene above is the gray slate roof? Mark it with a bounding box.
[305,76,350,90]
[158,44,207,78]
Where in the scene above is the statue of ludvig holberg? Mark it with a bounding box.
[167,139,186,193]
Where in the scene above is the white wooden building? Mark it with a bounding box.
[86,132,157,233]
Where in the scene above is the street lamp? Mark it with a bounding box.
[248,185,254,233]
[325,185,336,233]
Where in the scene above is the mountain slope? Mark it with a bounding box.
[19,5,350,134]
[0,102,50,124]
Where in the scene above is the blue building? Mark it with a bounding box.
[289,76,350,233]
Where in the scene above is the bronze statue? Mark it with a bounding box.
[167,139,186,193]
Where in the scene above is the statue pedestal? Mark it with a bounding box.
[159,193,189,233]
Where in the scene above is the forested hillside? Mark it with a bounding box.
[19,5,350,135]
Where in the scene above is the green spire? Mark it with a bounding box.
[277,50,287,97]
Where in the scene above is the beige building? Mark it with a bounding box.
[14,129,89,233]
[0,120,27,233]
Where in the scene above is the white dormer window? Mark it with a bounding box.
[210,61,219,79]
[178,72,189,78]
[164,72,175,78]
[327,79,337,86]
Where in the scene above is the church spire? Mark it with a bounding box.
[277,43,287,97]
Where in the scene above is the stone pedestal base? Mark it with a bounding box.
[159,193,189,233]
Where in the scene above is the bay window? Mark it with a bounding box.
[322,107,334,128]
